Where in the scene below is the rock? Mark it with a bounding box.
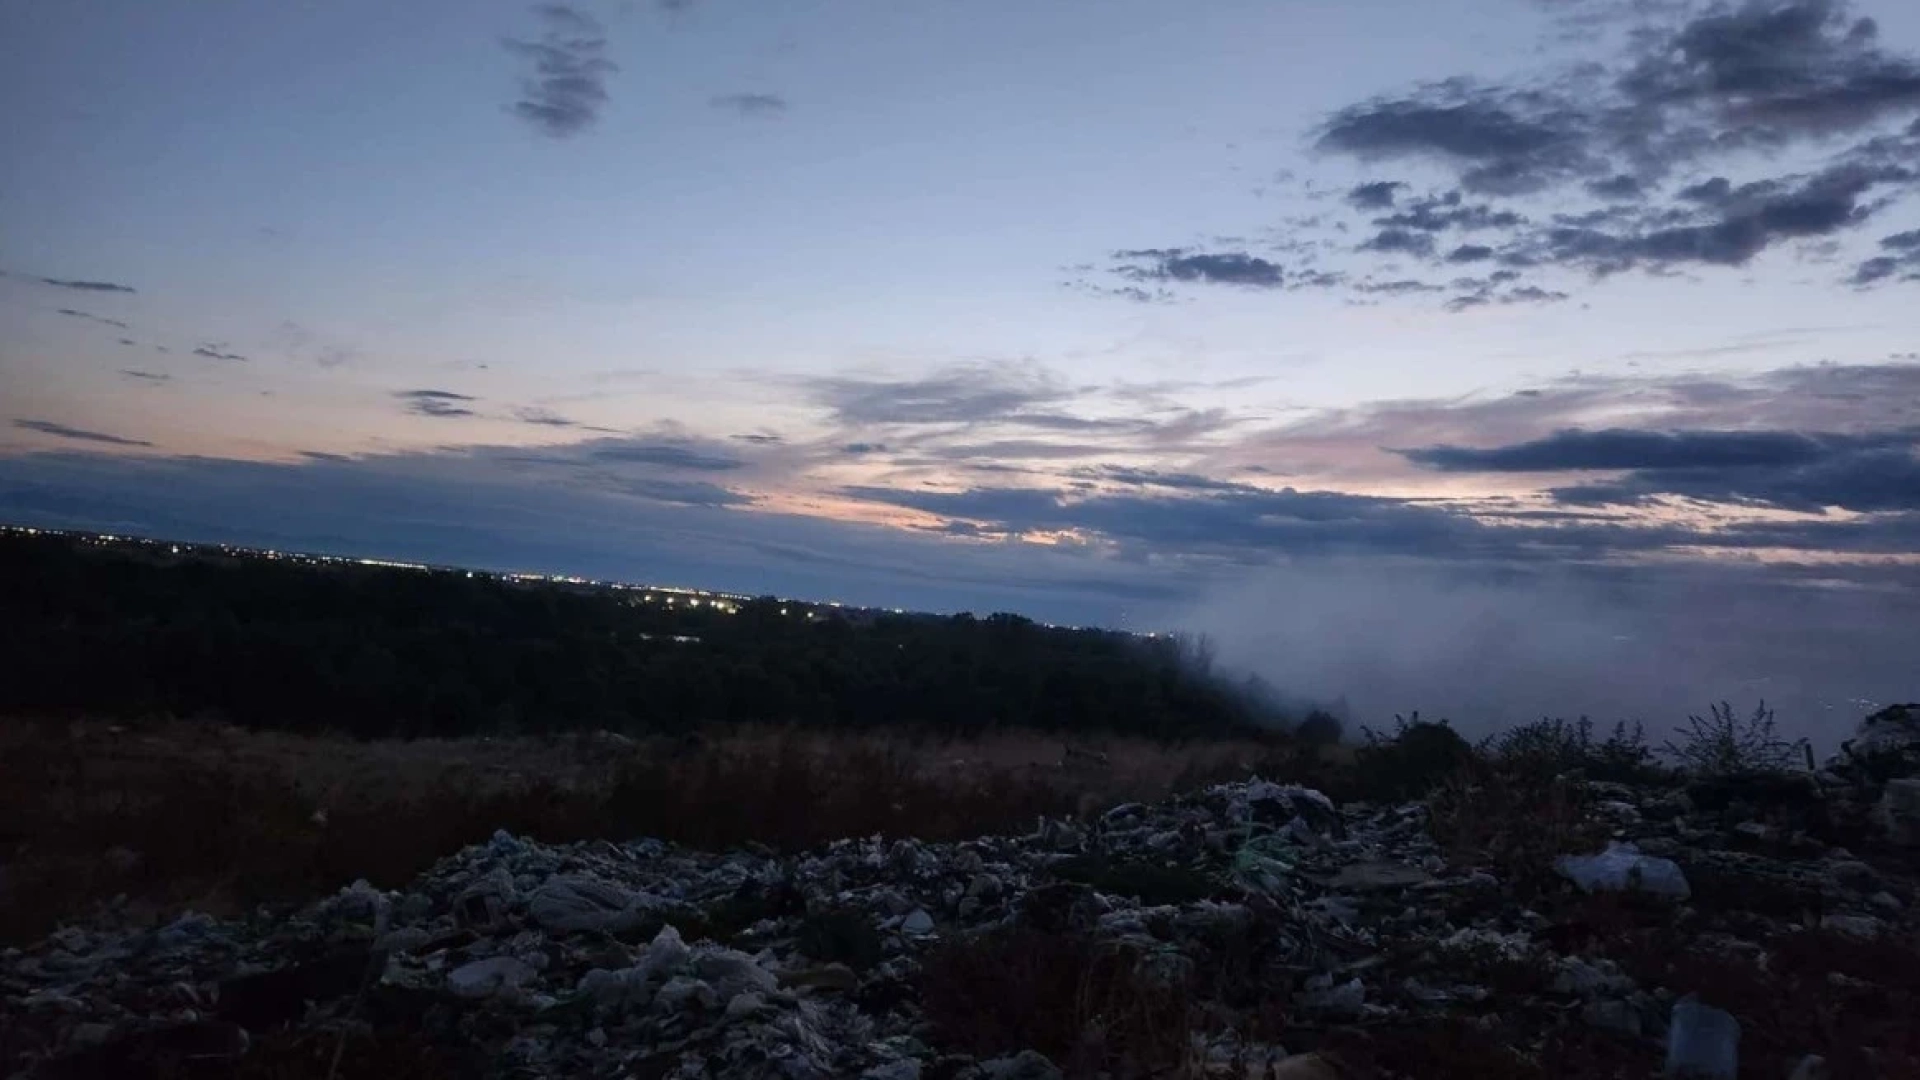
[691,948,778,998]
[635,924,692,981]
[863,1061,924,1080]
[1869,890,1903,912]
[41,1020,250,1079]
[1787,1053,1829,1080]
[779,963,860,993]
[1665,996,1740,1080]
[447,956,537,1001]
[901,909,935,935]
[216,945,376,1029]
[1583,997,1642,1037]
[1328,860,1432,892]
[655,974,718,1011]
[1295,975,1366,1016]
[1270,1052,1343,1080]
[977,1050,1064,1080]
[1555,842,1691,899]
[577,966,646,1008]
[528,874,652,934]
[1819,913,1883,939]
[1875,778,1920,846]
[1842,704,1920,777]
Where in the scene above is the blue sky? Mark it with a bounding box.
[2,0,1918,726]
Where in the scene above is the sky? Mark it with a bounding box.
[3,0,1918,734]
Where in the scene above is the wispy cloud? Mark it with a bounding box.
[56,308,130,330]
[13,419,152,447]
[710,92,789,117]
[395,389,479,418]
[34,276,136,294]
[192,345,249,362]
[119,370,172,384]
[503,4,618,137]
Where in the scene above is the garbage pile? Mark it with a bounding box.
[5,706,1918,1079]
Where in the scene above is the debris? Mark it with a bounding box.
[448,956,537,1001]
[1555,841,1692,899]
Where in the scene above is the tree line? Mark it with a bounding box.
[0,533,1288,740]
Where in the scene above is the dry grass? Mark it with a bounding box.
[0,717,1304,944]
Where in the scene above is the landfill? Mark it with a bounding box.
[4,705,1918,1079]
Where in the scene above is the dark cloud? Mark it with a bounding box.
[1448,244,1496,262]
[1404,426,1920,513]
[192,346,249,362]
[1404,427,1868,472]
[710,93,788,117]
[395,389,479,419]
[1531,161,1908,271]
[34,277,136,294]
[503,4,617,137]
[842,442,888,455]
[590,443,744,471]
[1293,0,1920,298]
[1624,0,1920,136]
[1346,181,1405,209]
[1318,84,1597,194]
[1117,250,1286,288]
[618,478,754,507]
[119,370,171,384]
[55,308,130,330]
[1851,226,1920,285]
[1586,174,1646,200]
[1358,228,1436,257]
[13,419,152,447]
[732,433,784,444]
[514,407,577,427]
[1372,190,1527,232]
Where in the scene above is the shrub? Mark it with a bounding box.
[1352,713,1475,800]
[1483,717,1662,784]
[1664,701,1804,777]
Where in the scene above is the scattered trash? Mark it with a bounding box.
[1556,841,1692,899]
[6,723,1916,1079]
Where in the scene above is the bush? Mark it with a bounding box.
[1664,701,1805,777]
[1483,717,1662,784]
[1352,713,1476,800]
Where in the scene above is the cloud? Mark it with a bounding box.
[732,433,784,444]
[514,406,577,427]
[1852,226,1920,284]
[56,308,131,330]
[1624,0,1920,136]
[1318,83,1598,194]
[1116,250,1286,288]
[1530,161,1910,271]
[803,365,1075,427]
[1371,189,1527,232]
[192,345,249,362]
[503,4,617,137]
[1096,0,1920,308]
[1402,424,1920,513]
[1346,180,1405,209]
[34,277,136,293]
[590,443,744,471]
[395,389,479,418]
[842,442,888,455]
[119,370,171,384]
[710,93,788,117]
[1358,228,1436,257]
[618,478,755,506]
[13,419,152,447]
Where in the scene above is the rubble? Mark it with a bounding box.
[5,712,1918,1079]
